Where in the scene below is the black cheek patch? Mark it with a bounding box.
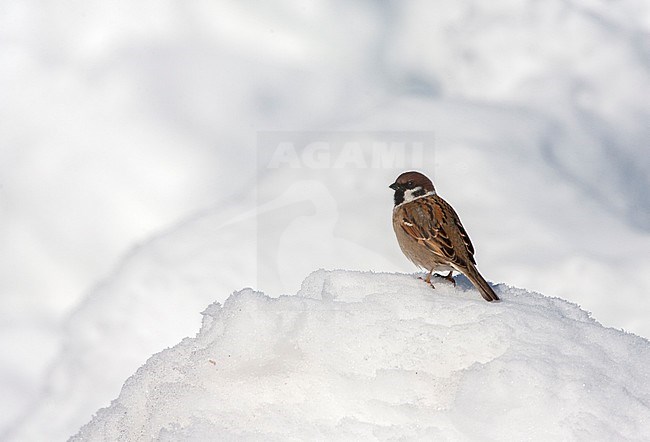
[411,187,426,198]
[393,189,405,206]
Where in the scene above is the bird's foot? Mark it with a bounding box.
[418,272,436,288]
[437,271,456,286]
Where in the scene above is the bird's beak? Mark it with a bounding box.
[389,182,400,190]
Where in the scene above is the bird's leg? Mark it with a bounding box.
[424,269,435,287]
[417,269,436,287]
[443,270,456,286]
[430,271,456,286]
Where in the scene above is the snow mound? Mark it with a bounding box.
[73,270,650,440]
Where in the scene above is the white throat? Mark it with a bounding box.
[400,187,436,205]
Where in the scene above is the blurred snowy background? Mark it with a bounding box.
[1,0,650,439]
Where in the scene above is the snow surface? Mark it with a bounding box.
[72,270,650,441]
[3,0,650,439]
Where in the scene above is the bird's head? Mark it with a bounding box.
[389,171,436,206]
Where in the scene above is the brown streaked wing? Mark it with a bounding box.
[434,196,476,266]
[399,199,461,266]
[454,217,476,265]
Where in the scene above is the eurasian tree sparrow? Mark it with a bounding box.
[390,171,499,302]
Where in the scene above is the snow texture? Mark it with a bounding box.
[73,270,650,441]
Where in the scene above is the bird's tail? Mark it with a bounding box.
[465,266,500,302]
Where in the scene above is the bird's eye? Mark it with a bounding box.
[407,180,414,187]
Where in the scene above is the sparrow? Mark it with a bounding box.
[390,171,499,302]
